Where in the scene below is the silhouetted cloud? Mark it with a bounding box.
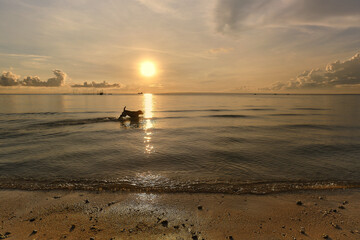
[0,69,67,87]
[71,81,122,88]
[45,70,66,86]
[22,76,43,86]
[269,53,360,90]
[0,71,20,86]
[215,0,360,34]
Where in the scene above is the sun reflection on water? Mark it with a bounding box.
[143,93,154,154]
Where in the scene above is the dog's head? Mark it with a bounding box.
[119,106,127,118]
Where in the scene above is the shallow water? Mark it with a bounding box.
[0,94,360,194]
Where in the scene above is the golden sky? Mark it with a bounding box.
[1,0,360,93]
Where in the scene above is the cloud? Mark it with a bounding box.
[46,70,67,86]
[136,0,177,15]
[208,47,233,54]
[0,53,51,61]
[0,69,67,87]
[215,0,360,34]
[71,81,123,88]
[22,76,43,86]
[0,71,20,86]
[269,52,360,90]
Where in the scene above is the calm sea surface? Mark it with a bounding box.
[0,94,359,194]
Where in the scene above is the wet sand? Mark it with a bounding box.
[0,189,359,240]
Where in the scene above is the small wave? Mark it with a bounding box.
[152,116,190,120]
[268,113,307,116]
[207,114,253,118]
[282,124,333,130]
[155,109,233,113]
[0,111,119,116]
[0,112,59,116]
[291,143,360,155]
[37,117,119,127]
[0,178,358,195]
[291,108,329,111]
[245,108,275,111]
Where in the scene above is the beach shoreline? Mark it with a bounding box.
[0,188,359,239]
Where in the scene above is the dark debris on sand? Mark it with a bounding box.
[160,220,168,227]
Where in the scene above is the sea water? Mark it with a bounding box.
[0,94,359,194]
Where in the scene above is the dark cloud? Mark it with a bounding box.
[45,69,66,86]
[215,0,360,33]
[71,81,122,88]
[0,69,67,87]
[270,53,360,90]
[22,76,44,86]
[0,71,19,86]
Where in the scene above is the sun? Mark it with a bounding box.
[140,62,156,77]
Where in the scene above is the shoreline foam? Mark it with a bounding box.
[1,178,359,195]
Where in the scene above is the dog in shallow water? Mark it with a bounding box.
[118,106,143,120]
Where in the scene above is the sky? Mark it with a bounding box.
[1,0,360,93]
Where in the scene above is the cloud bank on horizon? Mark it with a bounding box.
[2,52,360,91]
[0,69,123,89]
[0,70,67,87]
[268,52,360,90]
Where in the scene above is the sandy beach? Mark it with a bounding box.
[0,189,359,240]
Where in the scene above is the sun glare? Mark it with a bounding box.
[140,62,156,77]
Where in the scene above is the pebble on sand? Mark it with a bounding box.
[191,235,198,240]
[160,220,168,227]
[0,232,11,240]
[70,225,75,232]
[197,206,203,210]
[296,201,303,206]
[331,222,340,229]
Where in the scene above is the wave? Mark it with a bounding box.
[8,116,358,131]
[207,114,254,118]
[268,113,309,116]
[245,108,275,111]
[33,116,193,128]
[0,111,119,116]
[0,178,358,194]
[155,109,233,113]
[31,114,256,128]
[36,117,120,127]
[291,143,360,155]
[282,124,334,130]
[291,108,330,111]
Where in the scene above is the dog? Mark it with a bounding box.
[118,106,143,120]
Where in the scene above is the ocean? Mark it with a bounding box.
[0,94,359,194]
